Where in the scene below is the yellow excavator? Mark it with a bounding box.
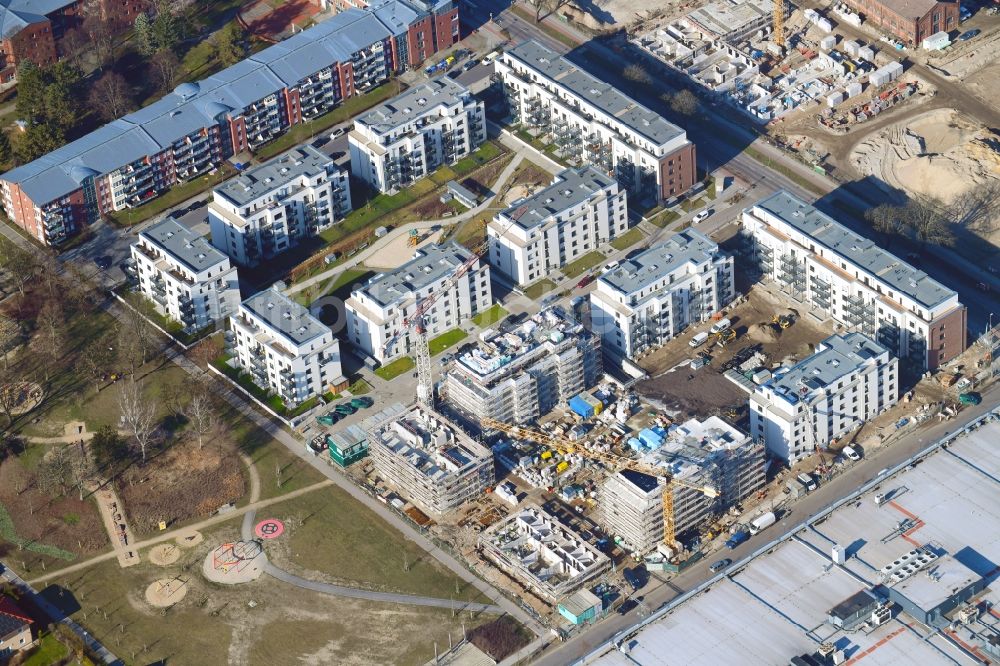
[772,314,794,329]
[714,328,737,346]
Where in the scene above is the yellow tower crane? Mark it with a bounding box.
[774,0,785,49]
[481,418,719,554]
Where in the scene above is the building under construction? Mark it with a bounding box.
[598,416,765,554]
[367,403,494,516]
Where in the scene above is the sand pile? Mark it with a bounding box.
[749,323,781,343]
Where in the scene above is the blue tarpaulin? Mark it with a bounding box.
[569,394,594,418]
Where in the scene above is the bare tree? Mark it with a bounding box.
[118,377,157,463]
[90,72,133,121]
[60,27,90,69]
[83,0,119,70]
[0,241,37,300]
[950,179,1000,234]
[865,203,905,239]
[183,378,216,449]
[37,447,74,495]
[35,299,66,383]
[0,365,25,425]
[149,49,181,93]
[905,198,953,246]
[664,89,700,117]
[623,64,651,85]
[69,441,95,500]
[77,333,116,392]
[525,0,563,21]
[118,303,158,371]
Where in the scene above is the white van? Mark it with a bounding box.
[482,50,501,65]
[690,331,709,348]
[843,445,861,461]
[710,318,732,334]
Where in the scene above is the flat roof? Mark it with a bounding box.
[357,242,475,308]
[874,0,941,19]
[751,191,955,310]
[687,0,773,38]
[763,332,887,404]
[600,228,719,295]
[241,286,329,346]
[620,469,660,494]
[829,588,879,620]
[215,144,335,207]
[356,76,471,135]
[501,166,616,231]
[889,554,979,611]
[560,588,602,615]
[139,217,229,274]
[504,40,686,148]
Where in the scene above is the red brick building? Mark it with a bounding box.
[842,0,960,45]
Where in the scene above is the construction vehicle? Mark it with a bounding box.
[771,314,794,329]
[714,328,737,346]
[481,418,719,557]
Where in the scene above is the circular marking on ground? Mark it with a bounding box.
[202,540,266,584]
[149,544,181,566]
[145,577,189,607]
[254,519,284,539]
[174,530,204,548]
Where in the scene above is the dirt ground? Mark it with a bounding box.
[366,230,444,271]
[636,285,834,419]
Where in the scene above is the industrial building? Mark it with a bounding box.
[598,417,764,554]
[229,284,346,406]
[208,145,351,267]
[345,242,491,362]
[480,505,611,602]
[684,0,777,43]
[131,218,241,335]
[589,228,735,360]
[487,166,626,287]
[0,2,459,245]
[743,191,966,370]
[443,307,602,426]
[750,332,898,463]
[367,404,494,516]
[589,414,1000,665]
[496,40,697,205]
[349,77,486,193]
[840,0,959,46]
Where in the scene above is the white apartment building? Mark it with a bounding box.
[229,284,346,406]
[345,242,491,362]
[590,228,734,359]
[349,76,485,193]
[743,190,966,370]
[444,307,602,426]
[497,40,698,204]
[208,145,351,267]
[750,333,898,464]
[131,217,240,334]
[487,166,627,286]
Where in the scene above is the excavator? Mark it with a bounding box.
[771,314,794,329]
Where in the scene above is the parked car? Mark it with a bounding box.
[959,391,982,405]
[576,274,595,289]
[709,558,732,573]
[604,260,620,272]
[693,209,711,224]
[725,530,750,549]
[463,58,479,71]
[93,255,112,270]
[335,403,357,415]
[843,445,861,462]
[329,127,345,139]
[617,599,638,615]
[350,396,373,409]
[959,28,981,40]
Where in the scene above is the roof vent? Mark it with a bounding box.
[197,253,206,260]
[403,107,412,114]
[417,97,427,105]
[280,168,289,175]
[283,312,292,320]
[266,301,274,309]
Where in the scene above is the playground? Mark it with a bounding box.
[203,540,267,584]
[0,381,43,416]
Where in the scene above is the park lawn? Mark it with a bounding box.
[471,304,508,328]
[374,356,415,380]
[106,165,235,227]
[318,179,436,247]
[428,329,467,356]
[561,251,606,279]
[610,227,646,251]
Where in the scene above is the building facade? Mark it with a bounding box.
[487,166,627,286]
[750,333,898,463]
[841,0,958,45]
[208,145,351,266]
[590,228,734,359]
[349,77,485,193]
[229,285,346,406]
[0,2,460,245]
[743,191,966,370]
[497,40,697,205]
[345,242,491,362]
[367,404,494,515]
[444,307,602,426]
[131,218,240,334]
[0,597,34,659]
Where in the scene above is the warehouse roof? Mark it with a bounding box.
[356,77,472,134]
[501,166,616,230]
[138,217,230,275]
[874,0,941,19]
[215,145,336,206]
[357,242,476,308]
[601,228,721,295]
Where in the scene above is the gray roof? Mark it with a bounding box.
[215,144,336,207]
[754,191,955,309]
[242,287,329,346]
[139,217,230,274]
[505,40,686,148]
[358,242,474,307]
[765,333,887,402]
[601,228,719,295]
[0,8,391,206]
[356,76,471,134]
[876,0,942,19]
[687,0,772,37]
[501,166,616,230]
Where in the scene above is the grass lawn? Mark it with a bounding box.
[452,140,503,177]
[318,179,436,247]
[610,227,646,251]
[428,329,467,356]
[561,251,606,279]
[649,209,681,228]
[375,356,415,380]
[347,378,371,395]
[471,304,508,328]
[106,165,235,227]
[681,197,705,212]
[22,632,70,666]
[742,146,826,196]
[706,176,717,199]
[523,279,558,300]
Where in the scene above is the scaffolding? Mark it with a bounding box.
[778,253,806,294]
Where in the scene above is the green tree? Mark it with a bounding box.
[135,13,156,56]
[14,122,64,163]
[151,1,181,53]
[215,22,245,67]
[14,61,46,123]
[90,424,129,471]
[0,132,11,165]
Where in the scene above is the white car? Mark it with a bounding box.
[329,127,346,139]
[604,260,620,272]
[693,209,711,224]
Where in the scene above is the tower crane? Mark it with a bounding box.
[481,418,719,554]
[773,0,785,49]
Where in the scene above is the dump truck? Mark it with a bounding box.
[749,512,776,535]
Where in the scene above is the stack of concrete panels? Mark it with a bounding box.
[845,81,863,98]
[820,35,837,50]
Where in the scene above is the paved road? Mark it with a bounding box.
[532,382,1000,666]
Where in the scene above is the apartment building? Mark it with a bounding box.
[743,190,966,370]
[487,166,626,286]
[330,0,461,65]
[0,3,460,245]
[208,145,351,267]
[444,307,602,426]
[497,40,697,205]
[367,403,494,515]
[345,242,491,362]
[230,284,346,406]
[599,417,764,554]
[750,333,898,463]
[349,77,485,193]
[590,228,734,359]
[130,218,240,334]
[841,0,958,45]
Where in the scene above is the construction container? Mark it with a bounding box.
[885,61,904,80]
[922,31,950,50]
[870,69,890,87]
[858,45,875,61]
[556,461,570,474]
[568,394,595,418]
[820,35,836,50]
[816,17,833,32]
[827,91,845,107]
[804,8,819,22]
[846,81,863,98]
[843,40,860,57]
